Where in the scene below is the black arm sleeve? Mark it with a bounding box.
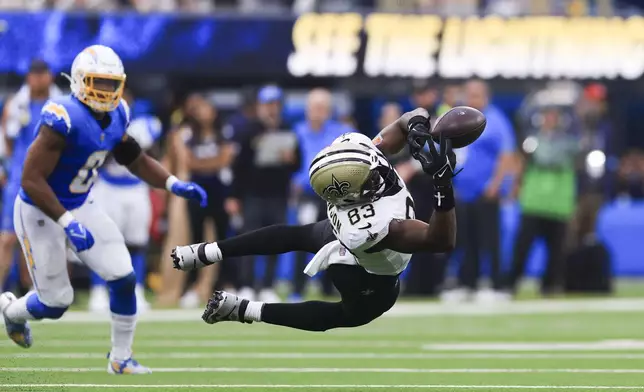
[112,136,143,166]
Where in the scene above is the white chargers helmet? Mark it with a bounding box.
[63,45,126,112]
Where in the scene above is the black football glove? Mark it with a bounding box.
[413,132,457,188]
[407,115,432,157]
[413,132,458,211]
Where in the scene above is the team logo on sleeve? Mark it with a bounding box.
[324,175,350,198]
[42,102,71,130]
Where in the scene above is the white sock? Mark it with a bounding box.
[135,285,146,299]
[4,295,36,323]
[244,301,264,322]
[204,242,223,263]
[110,313,136,361]
[90,285,107,296]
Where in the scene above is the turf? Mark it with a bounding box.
[3,300,644,392]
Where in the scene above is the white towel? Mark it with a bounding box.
[5,84,62,139]
[304,240,359,277]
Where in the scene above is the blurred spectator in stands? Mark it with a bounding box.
[156,94,203,307]
[230,85,301,302]
[129,0,177,11]
[505,106,579,296]
[176,96,235,307]
[240,0,290,13]
[486,0,529,16]
[223,87,257,144]
[54,0,121,10]
[613,150,644,202]
[0,59,58,295]
[291,88,353,301]
[437,83,462,116]
[434,0,478,15]
[443,79,516,304]
[293,0,373,13]
[223,87,257,231]
[576,83,615,197]
[411,79,439,116]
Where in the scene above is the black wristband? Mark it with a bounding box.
[407,115,428,131]
[433,185,455,211]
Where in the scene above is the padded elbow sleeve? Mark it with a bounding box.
[112,137,142,166]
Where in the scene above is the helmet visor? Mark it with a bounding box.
[82,73,126,111]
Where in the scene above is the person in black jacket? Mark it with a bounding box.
[226,85,301,302]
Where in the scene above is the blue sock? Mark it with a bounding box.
[107,273,137,316]
[26,292,67,320]
[90,271,106,288]
[130,251,146,286]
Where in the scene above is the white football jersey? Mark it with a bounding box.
[100,115,162,185]
[326,133,415,276]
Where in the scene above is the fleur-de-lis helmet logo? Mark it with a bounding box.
[323,175,351,198]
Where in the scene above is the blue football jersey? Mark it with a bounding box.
[99,115,162,187]
[19,95,130,210]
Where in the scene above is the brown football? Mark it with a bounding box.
[431,106,486,148]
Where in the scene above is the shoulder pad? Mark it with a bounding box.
[147,117,163,141]
[126,117,160,150]
[41,101,72,135]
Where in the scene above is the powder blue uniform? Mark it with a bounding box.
[93,115,162,246]
[14,95,135,308]
[1,99,48,232]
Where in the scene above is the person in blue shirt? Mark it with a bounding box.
[88,90,163,313]
[291,88,354,300]
[0,60,60,293]
[0,45,207,375]
[444,79,517,303]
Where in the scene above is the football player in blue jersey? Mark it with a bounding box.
[89,90,162,313]
[0,60,61,291]
[0,45,207,375]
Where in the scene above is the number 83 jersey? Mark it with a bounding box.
[326,133,415,276]
[19,95,130,210]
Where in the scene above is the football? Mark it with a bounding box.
[431,106,486,148]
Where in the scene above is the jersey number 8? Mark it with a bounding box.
[69,150,109,194]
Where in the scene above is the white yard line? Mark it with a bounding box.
[422,341,644,351]
[6,339,644,351]
[1,298,641,324]
[4,367,644,374]
[0,339,419,348]
[6,352,644,360]
[1,384,643,390]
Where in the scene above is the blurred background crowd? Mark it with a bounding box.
[1,0,643,310]
[0,0,643,15]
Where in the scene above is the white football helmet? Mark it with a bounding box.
[63,45,126,112]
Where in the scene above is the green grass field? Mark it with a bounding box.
[3,299,644,391]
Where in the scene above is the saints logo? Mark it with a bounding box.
[324,175,350,198]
